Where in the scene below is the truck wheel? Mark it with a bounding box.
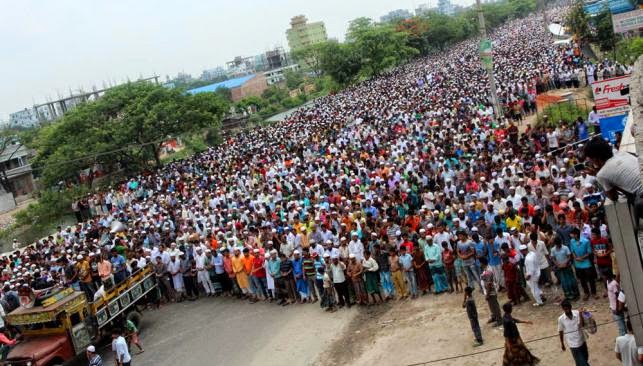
[126,310,142,329]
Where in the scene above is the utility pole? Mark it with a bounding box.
[476,0,502,120]
[538,0,548,32]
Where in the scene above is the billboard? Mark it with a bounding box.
[591,75,631,117]
[612,9,643,33]
[592,75,631,142]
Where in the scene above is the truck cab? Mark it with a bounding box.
[3,290,93,366]
[2,265,157,366]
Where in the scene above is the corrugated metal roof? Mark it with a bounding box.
[186,74,256,95]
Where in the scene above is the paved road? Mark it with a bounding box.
[100,296,355,366]
[265,101,314,122]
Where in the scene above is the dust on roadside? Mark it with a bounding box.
[312,288,618,366]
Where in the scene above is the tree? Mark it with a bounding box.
[237,96,266,112]
[317,41,362,85]
[426,13,470,51]
[396,17,431,56]
[292,42,327,73]
[595,10,616,51]
[616,37,643,65]
[32,82,228,186]
[283,69,304,90]
[346,17,375,42]
[214,87,233,103]
[353,25,419,77]
[566,0,591,41]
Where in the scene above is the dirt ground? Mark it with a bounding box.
[313,285,618,366]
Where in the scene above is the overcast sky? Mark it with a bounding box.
[0,0,475,120]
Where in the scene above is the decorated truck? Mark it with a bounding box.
[1,265,157,366]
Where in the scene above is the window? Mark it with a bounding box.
[70,312,81,326]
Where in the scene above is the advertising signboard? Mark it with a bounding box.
[591,75,631,142]
[479,39,493,70]
[612,9,643,33]
[591,75,631,117]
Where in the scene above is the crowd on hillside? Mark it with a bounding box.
[1,9,642,366]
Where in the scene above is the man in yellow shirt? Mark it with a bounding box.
[505,210,523,232]
[76,254,95,300]
[231,248,250,297]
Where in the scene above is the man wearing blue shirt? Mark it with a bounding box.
[570,228,597,301]
[399,247,417,298]
[490,229,505,289]
[110,249,127,285]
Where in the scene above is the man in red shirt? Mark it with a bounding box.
[0,327,18,360]
[590,228,612,284]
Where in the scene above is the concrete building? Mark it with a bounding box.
[264,64,300,85]
[0,144,35,212]
[380,9,413,23]
[286,15,328,52]
[9,107,52,128]
[200,67,227,81]
[186,74,268,102]
[9,109,39,128]
[603,56,643,345]
[11,76,160,127]
[265,47,289,70]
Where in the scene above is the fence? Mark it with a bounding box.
[535,96,592,127]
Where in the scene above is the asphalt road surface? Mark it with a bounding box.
[100,296,356,366]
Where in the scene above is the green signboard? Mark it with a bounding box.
[479,39,493,70]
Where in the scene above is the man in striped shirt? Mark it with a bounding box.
[86,345,102,366]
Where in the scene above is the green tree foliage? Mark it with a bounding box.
[346,17,375,42]
[292,42,329,72]
[595,10,616,51]
[424,12,474,51]
[315,0,536,86]
[354,24,419,77]
[566,0,592,41]
[395,17,431,55]
[32,82,228,186]
[317,41,362,85]
[261,86,290,104]
[283,69,305,90]
[537,101,589,127]
[237,96,267,112]
[616,37,643,65]
[213,87,233,103]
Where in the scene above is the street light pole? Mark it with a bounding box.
[476,0,502,121]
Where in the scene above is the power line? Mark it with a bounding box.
[405,311,640,365]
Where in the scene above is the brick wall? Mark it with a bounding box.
[231,74,269,102]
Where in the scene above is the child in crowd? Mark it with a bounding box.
[454,250,466,293]
[462,286,483,346]
[125,318,144,354]
[442,241,459,293]
[319,267,336,313]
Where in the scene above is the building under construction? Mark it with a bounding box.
[9,76,160,127]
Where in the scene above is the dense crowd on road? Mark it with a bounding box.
[1,8,642,366]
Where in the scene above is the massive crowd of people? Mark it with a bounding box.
[1,8,642,366]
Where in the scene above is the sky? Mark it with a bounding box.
[0,0,475,120]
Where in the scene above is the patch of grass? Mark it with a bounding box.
[537,100,590,128]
